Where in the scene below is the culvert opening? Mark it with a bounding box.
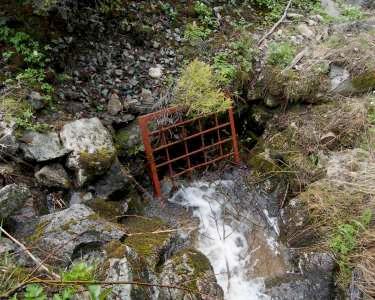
[138,107,240,199]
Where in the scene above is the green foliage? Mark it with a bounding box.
[21,263,110,300]
[266,42,296,68]
[61,262,95,281]
[329,209,372,287]
[184,22,211,43]
[213,34,256,87]
[341,4,363,21]
[194,1,216,27]
[1,97,49,132]
[160,3,178,20]
[24,284,47,300]
[99,0,123,14]
[174,60,231,116]
[0,27,47,66]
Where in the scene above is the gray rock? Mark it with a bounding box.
[0,184,31,219]
[60,118,116,186]
[107,94,123,115]
[149,66,163,79]
[33,204,125,264]
[297,24,315,38]
[0,238,17,255]
[0,121,18,156]
[264,96,281,108]
[26,91,45,110]
[20,131,70,162]
[106,257,132,299]
[69,191,93,205]
[35,164,71,189]
[93,160,129,199]
[159,249,224,300]
[115,122,143,157]
[329,64,356,95]
[321,0,341,17]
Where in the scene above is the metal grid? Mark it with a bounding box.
[138,107,240,198]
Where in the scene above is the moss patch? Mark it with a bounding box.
[352,71,375,92]
[28,220,50,243]
[123,217,171,267]
[88,198,123,221]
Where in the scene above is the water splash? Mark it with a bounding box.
[170,181,269,300]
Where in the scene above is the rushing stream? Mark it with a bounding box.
[170,180,271,300]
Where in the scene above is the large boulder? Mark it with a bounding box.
[159,248,224,300]
[35,163,71,189]
[59,118,116,186]
[19,131,70,162]
[29,204,125,264]
[0,184,31,219]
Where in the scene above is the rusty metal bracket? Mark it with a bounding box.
[138,107,240,199]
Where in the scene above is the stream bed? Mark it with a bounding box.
[169,179,287,300]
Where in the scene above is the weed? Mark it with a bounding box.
[160,3,178,20]
[174,60,231,116]
[341,4,363,21]
[213,52,237,85]
[194,1,216,27]
[184,22,211,43]
[266,42,296,68]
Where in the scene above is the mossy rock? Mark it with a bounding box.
[87,198,124,221]
[79,147,116,176]
[352,71,375,92]
[123,217,173,269]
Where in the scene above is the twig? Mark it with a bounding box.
[0,227,60,280]
[282,48,307,73]
[257,0,293,46]
[120,167,154,201]
[127,227,197,237]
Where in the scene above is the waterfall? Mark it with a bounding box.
[170,180,270,300]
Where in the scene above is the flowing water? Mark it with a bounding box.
[170,180,276,300]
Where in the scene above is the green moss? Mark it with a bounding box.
[28,220,49,243]
[104,240,127,259]
[79,147,116,175]
[352,71,375,92]
[60,219,78,232]
[88,198,123,221]
[170,248,212,291]
[123,217,170,265]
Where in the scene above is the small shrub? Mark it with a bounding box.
[160,3,178,20]
[194,1,216,27]
[184,22,211,43]
[341,4,363,21]
[266,42,296,68]
[174,60,231,116]
[213,52,237,85]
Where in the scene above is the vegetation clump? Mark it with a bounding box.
[174,60,232,117]
[266,42,296,68]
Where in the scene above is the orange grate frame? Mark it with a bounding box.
[138,107,240,199]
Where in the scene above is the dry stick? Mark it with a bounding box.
[0,227,60,279]
[127,227,197,237]
[257,0,293,46]
[120,167,154,201]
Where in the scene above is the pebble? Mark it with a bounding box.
[149,66,163,79]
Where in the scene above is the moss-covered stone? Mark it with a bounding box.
[352,71,375,92]
[78,147,116,176]
[123,217,172,269]
[87,198,123,221]
[28,220,50,243]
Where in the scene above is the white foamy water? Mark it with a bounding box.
[170,181,269,300]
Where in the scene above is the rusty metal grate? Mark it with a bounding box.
[138,107,240,198]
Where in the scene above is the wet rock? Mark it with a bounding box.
[106,256,132,299]
[20,131,70,162]
[107,94,123,115]
[93,160,129,199]
[297,24,315,39]
[0,121,18,156]
[0,184,31,219]
[35,163,71,189]
[26,91,45,110]
[60,118,116,186]
[264,95,281,108]
[159,248,224,300]
[31,204,125,264]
